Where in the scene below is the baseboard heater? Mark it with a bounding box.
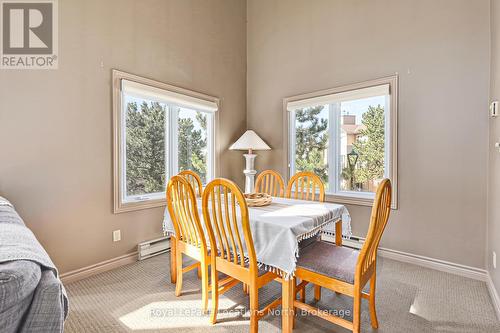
[138,236,171,260]
[321,233,363,249]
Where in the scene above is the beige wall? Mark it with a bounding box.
[0,0,246,273]
[489,0,500,293]
[247,0,490,268]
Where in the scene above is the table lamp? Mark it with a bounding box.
[229,130,271,193]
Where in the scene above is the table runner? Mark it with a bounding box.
[163,197,351,278]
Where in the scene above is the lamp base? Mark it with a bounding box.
[243,154,257,193]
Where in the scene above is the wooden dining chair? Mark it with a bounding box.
[178,170,203,197]
[285,171,326,301]
[292,179,392,333]
[166,175,210,312]
[254,169,285,197]
[202,178,281,332]
[285,171,325,202]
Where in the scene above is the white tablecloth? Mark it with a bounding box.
[163,197,351,278]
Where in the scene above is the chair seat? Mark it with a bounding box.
[297,241,359,284]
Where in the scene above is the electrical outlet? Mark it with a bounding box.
[494,251,497,269]
[113,230,121,242]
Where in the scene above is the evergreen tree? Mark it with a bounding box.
[126,102,209,194]
[178,112,207,183]
[294,106,329,184]
[126,101,166,195]
[352,105,385,185]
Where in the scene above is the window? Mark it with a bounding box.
[285,76,398,208]
[113,70,219,213]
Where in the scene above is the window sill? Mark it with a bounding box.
[325,193,374,207]
[114,198,166,214]
[325,192,397,210]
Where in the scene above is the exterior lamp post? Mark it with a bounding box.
[347,149,359,190]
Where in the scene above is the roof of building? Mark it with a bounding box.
[341,124,366,135]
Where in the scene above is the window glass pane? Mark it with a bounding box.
[339,95,385,193]
[125,95,166,197]
[177,107,209,184]
[294,105,329,189]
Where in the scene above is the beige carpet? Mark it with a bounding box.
[64,254,500,333]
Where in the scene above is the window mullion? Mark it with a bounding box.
[165,105,171,180]
[384,95,390,178]
[170,106,179,177]
[289,111,296,179]
[335,103,341,194]
[207,113,214,182]
[331,102,341,194]
[327,104,335,194]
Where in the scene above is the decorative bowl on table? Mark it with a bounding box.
[244,193,272,207]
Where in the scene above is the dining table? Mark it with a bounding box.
[163,196,351,333]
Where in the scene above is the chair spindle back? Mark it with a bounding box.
[285,171,325,202]
[166,175,206,249]
[254,170,285,197]
[356,179,392,281]
[178,170,203,197]
[202,178,257,270]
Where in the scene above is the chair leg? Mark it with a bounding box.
[249,281,259,333]
[293,279,297,328]
[170,237,177,283]
[369,275,379,329]
[201,258,209,314]
[197,263,202,279]
[314,285,321,301]
[175,251,183,297]
[353,287,361,333]
[209,262,219,325]
[298,279,305,303]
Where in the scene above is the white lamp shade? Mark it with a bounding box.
[229,130,271,151]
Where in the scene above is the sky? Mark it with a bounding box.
[304,94,386,125]
[341,95,385,124]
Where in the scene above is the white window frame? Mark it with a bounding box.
[283,75,398,209]
[113,70,220,213]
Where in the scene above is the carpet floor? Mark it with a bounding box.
[64,253,500,333]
